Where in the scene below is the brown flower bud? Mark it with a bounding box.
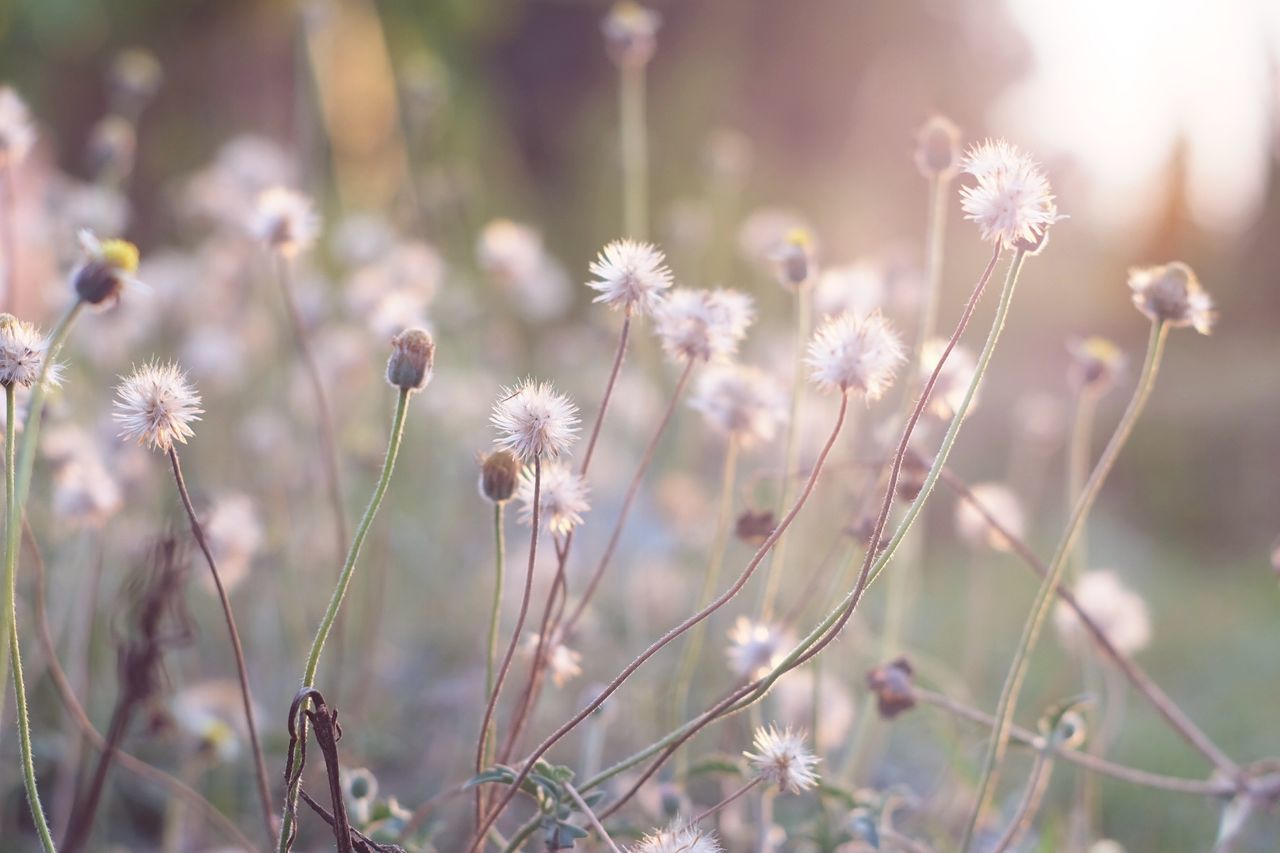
[866,657,916,719]
[385,328,435,393]
[735,509,776,546]
[479,450,520,504]
[913,115,961,179]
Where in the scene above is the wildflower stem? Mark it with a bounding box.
[469,389,850,850]
[580,309,632,476]
[482,501,507,769]
[1066,388,1098,579]
[691,775,762,825]
[620,64,648,238]
[167,446,276,843]
[757,282,810,620]
[4,383,55,852]
[960,320,1173,852]
[992,747,1054,853]
[276,387,411,853]
[15,299,84,507]
[564,782,622,853]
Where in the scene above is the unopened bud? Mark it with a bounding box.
[385,328,435,393]
[480,450,520,504]
[913,115,961,179]
[866,657,916,719]
[735,509,776,546]
[771,228,815,289]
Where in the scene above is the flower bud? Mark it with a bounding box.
[735,509,776,546]
[913,115,961,179]
[1127,262,1216,334]
[1067,336,1125,394]
[602,1,660,69]
[385,328,435,393]
[479,450,520,504]
[73,236,139,307]
[771,228,815,289]
[866,657,916,719]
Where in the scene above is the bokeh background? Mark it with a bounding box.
[0,0,1277,850]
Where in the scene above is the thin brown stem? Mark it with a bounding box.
[690,776,762,825]
[564,781,622,853]
[580,309,632,477]
[992,749,1053,853]
[470,392,850,849]
[167,447,276,843]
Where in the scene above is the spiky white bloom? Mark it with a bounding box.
[516,461,590,535]
[959,139,1060,249]
[744,725,821,793]
[955,482,1025,552]
[491,379,580,460]
[1127,262,1215,334]
[0,315,60,389]
[1054,570,1152,656]
[522,633,583,687]
[689,363,786,448]
[726,617,791,679]
[0,87,35,167]
[113,361,203,452]
[629,823,723,853]
[805,311,905,397]
[653,288,754,362]
[919,337,978,420]
[587,239,673,315]
[814,261,885,320]
[249,186,319,257]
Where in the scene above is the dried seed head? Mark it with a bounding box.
[490,378,580,461]
[602,1,660,69]
[479,449,520,503]
[1127,262,1215,334]
[587,238,674,315]
[805,310,906,397]
[1067,335,1126,394]
[631,822,723,853]
[249,187,319,257]
[744,725,821,793]
[516,461,590,535]
[112,361,203,452]
[690,363,787,448]
[653,287,755,363]
[735,508,776,546]
[959,139,1061,249]
[770,227,815,289]
[385,328,435,393]
[866,657,916,719]
[914,114,961,179]
[0,314,59,389]
[74,229,142,307]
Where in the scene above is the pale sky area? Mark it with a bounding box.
[996,0,1280,234]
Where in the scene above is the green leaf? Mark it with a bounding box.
[463,766,517,790]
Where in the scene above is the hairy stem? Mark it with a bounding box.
[483,502,507,770]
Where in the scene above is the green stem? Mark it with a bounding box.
[960,321,1169,851]
[16,300,84,507]
[6,383,56,851]
[276,388,411,852]
[758,283,810,620]
[1066,390,1098,579]
[620,63,647,239]
[483,502,506,769]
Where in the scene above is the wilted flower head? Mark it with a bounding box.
[653,288,754,363]
[491,379,580,460]
[587,239,673,315]
[919,337,978,420]
[1054,570,1152,656]
[770,227,815,289]
[250,187,319,257]
[113,361,203,452]
[814,261,885,320]
[0,87,35,167]
[74,229,143,308]
[805,311,905,398]
[744,725,820,793]
[1127,262,1215,334]
[517,461,590,535]
[385,328,435,393]
[1067,336,1126,394]
[602,1,660,68]
[479,449,520,503]
[726,617,791,679]
[955,482,1025,551]
[914,114,962,179]
[959,139,1060,249]
[0,314,59,389]
[689,364,787,448]
[630,823,722,853]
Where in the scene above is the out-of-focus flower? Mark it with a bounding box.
[653,288,754,363]
[0,314,59,389]
[341,767,379,826]
[522,633,583,687]
[477,219,572,322]
[110,48,164,113]
[770,227,815,289]
[866,657,916,718]
[919,337,978,420]
[726,617,791,679]
[1053,570,1152,656]
[201,494,263,595]
[491,379,580,460]
[0,87,36,167]
[587,239,673,315]
[744,724,820,793]
[737,207,808,266]
[1067,336,1126,394]
[113,361,203,452]
[53,454,122,528]
[85,115,136,183]
[805,311,905,398]
[814,261,885,320]
[182,135,295,227]
[959,139,1060,249]
[914,114,962,179]
[955,482,1025,551]
[346,241,443,337]
[689,364,787,448]
[249,187,318,257]
[1127,262,1215,334]
[704,127,752,183]
[333,213,397,268]
[1015,391,1066,447]
[516,461,589,535]
[772,670,856,751]
[168,681,250,763]
[735,508,776,545]
[602,1,661,68]
[74,229,143,308]
[630,823,722,853]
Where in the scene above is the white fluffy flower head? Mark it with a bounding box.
[805,311,905,397]
[0,87,36,167]
[744,724,820,793]
[726,617,791,679]
[490,378,580,460]
[630,823,722,853]
[517,461,590,535]
[690,363,787,447]
[0,315,60,389]
[959,139,1060,249]
[113,361,203,452]
[654,288,754,362]
[249,187,319,257]
[1054,570,1152,656]
[587,239,673,315]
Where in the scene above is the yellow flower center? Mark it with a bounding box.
[100,238,140,275]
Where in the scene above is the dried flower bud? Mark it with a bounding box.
[914,115,961,179]
[480,450,520,503]
[866,657,915,719]
[1127,262,1215,334]
[735,509,776,546]
[385,328,435,393]
[771,228,815,289]
[1067,336,1126,394]
[602,1,660,69]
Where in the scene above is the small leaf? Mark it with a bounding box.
[464,766,517,790]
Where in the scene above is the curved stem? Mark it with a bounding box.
[579,310,632,477]
[564,782,622,853]
[961,321,1174,851]
[5,383,56,851]
[1066,389,1098,579]
[691,776,761,825]
[993,750,1054,853]
[168,447,275,843]
[276,388,411,853]
[483,502,507,769]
